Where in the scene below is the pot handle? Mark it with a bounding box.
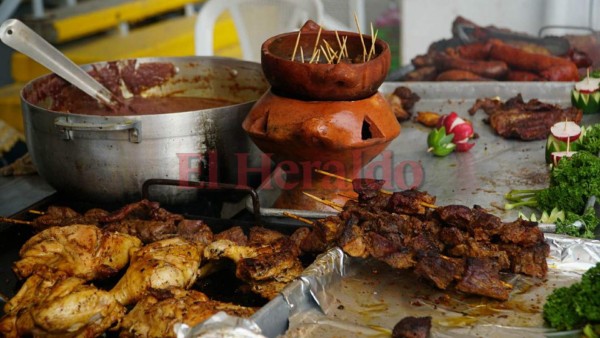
[54,117,142,143]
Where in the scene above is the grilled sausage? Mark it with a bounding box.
[456,42,492,60]
[402,66,438,81]
[435,70,493,81]
[434,53,508,79]
[489,40,579,81]
[506,70,542,81]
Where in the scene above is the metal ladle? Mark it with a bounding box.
[0,19,121,109]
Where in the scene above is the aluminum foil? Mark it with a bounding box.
[250,234,600,338]
[175,312,266,338]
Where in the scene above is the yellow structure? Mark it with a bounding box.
[26,0,203,43]
[1,7,241,132]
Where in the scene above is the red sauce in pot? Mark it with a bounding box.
[53,95,237,115]
[24,60,241,115]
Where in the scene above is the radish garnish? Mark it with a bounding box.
[551,150,577,166]
[550,121,581,143]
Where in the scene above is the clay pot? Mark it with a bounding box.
[243,91,400,211]
[261,20,391,101]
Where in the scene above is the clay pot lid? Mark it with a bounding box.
[261,20,391,101]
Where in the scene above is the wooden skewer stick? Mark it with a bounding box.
[334,30,343,58]
[302,192,344,211]
[323,41,340,64]
[282,211,314,225]
[309,49,321,64]
[291,30,302,62]
[300,46,305,63]
[320,45,332,64]
[354,12,367,63]
[341,36,348,59]
[314,169,393,195]
[420,202,437,209]
[315,168,351,182]
[309,26,323,64]
[0,217,33,226]
[368,22,375,61]
[337,192,358,201]
[28,209,45,215]
[367,26,378,62]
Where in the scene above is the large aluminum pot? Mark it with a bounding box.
[21,56,270,204]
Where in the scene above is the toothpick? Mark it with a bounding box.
[310,26,322,63]
[315,169,351,182]
[291,30,302,62]
[310,49,321,64]
[420,202,437,209]
[354,12,366,63]
[341,36,348,59]
[300,46,304,63]
[587,67,590,84]
[0,217,33,226]
[28,209,45,215]
[282,212,314,225]
[320,45,332,64]
[302,192,344,211]
[367,26,378,61]
[337,192,358,200]
[323,40,339,63]
[335,30,343,55]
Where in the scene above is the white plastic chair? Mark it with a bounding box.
[194,0,325,62]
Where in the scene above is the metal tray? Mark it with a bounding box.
[245,235,600,338]
[245,82,600,223]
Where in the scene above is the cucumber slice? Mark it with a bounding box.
[545,134,582,164]
[571,89,600,114]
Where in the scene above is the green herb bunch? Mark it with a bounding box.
[543,262,600,336]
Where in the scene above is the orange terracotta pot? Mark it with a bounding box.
[243,91,400,211]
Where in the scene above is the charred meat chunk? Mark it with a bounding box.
[353,178,386,201]
[435,205,473,230]
[468,94,583,140]
[387,189,436,215]
[392,316,432,338]
[455,257,513,301]
[414,254,465,289]
[499,218,545,247]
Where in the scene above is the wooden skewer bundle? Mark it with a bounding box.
[290,13,378,64]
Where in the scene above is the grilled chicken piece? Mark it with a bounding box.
[119,288,256,338]
[110,237,201,305]
[0,268,124,338]
[13,224,142,280]
[204,228,304,300]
